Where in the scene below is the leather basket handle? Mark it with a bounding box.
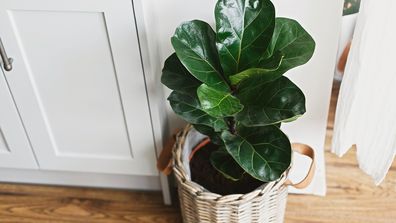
[284,143,316,189]
[157,131,180,176]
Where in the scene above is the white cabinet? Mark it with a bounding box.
[0,70,38,169]
[0,0,158,176]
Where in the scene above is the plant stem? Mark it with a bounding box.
[227,85,238,134]
[227,117,236,134]
[230,85,238,96]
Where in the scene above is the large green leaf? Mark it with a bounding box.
[171,20,229,91]
[221,125,291,182]
[193,124,223,145]
[168,91,227,131]
[236,76,305,126]
[229,51,283,84]
[229,18,315,85]
[210,147,245,181]
[161,53,201,93]
[263,18,315,76]
[197,84,243,118]
[215,0,275,76]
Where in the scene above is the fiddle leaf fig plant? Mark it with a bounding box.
[161,0,315,182]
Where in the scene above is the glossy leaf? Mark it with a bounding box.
[168,91,227,131]
[236,76,305,126]
[215,0,275,76]
[263,18,315,76]
[161,53,201,93]
[197,84,243,118]
[171,20,229,91]
[210,147,245,181]
[193,124,223,145]
[229,51,284,84]
[221,125,291,181]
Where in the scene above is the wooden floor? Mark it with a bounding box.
[0,81,395,223]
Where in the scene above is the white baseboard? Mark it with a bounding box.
[0,168,161,191]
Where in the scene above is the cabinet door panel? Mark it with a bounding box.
[0,70,37,169]
[0,0,158,176]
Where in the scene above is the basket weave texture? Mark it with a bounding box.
[172,125,289,223]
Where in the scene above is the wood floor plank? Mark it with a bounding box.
[0,187,182,223]
[0,81,395,222]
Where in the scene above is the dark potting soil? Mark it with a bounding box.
[189,141,264,195]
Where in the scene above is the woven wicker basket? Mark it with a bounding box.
[172,125,315,223]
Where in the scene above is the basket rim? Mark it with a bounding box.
[172,124,289,204]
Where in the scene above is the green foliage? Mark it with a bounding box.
[215,0,275,76]
[343,0,361,16]
[236,76,306,126]
[171,20,229,91]
[197,84,243,118]
[210,146,245,181]
[162,0,315,182]
[221,125,291,181]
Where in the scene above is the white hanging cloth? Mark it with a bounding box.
[332,0,396,184]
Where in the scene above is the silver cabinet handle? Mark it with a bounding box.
[0,38,13,71]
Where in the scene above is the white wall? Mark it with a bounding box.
[141,0,344,195]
